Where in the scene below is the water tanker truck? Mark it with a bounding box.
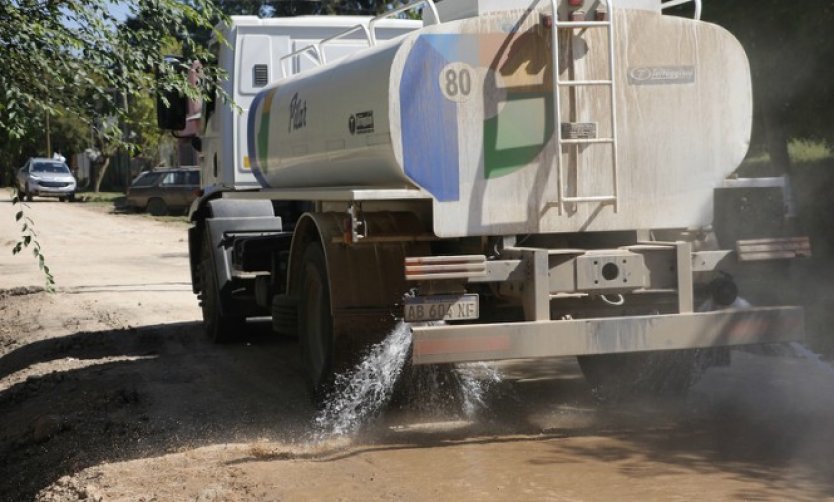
[157,0,810,399]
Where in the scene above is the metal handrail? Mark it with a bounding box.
[318,23,374,63]
[368,0,440,45]
[279,44,324,78]
[278,0,439,78]
[661,0,702,20]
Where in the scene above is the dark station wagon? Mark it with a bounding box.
[125,167,201,216]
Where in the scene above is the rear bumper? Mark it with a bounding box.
[412,306,804,365]
[31,187,74,196]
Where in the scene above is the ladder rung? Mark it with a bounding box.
[562,195,617,203]
[558,80,613,87]
[556,21,611,29]
[560,138,615,145]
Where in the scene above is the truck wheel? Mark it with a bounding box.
[147,198,168,216]
[198,233,244,343]
[577,350,704,400]
[298,243,334,400]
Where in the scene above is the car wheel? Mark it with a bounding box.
[58,196,66,202]
[67,193,75,203]
[198,232,245,343]
[147,198,168,216]
[24,184,33,202]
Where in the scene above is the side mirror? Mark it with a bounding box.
[156,56,188,131]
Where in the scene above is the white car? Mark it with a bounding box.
[16,157,77,202]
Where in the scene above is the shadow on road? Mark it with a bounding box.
[2,319,834,501]
[0,320,313,500]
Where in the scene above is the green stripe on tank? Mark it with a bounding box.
[257,90,277,170]
[483,92,554,179]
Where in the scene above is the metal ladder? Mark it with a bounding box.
[549,0,619,214]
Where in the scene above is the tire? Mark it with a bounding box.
[58,196,66,202]
[24,185,33,202]
[198,232,245,343]
[147,198,168,216]
[67,193,75,203]
[578,350,705,401]
[297,243,334,400]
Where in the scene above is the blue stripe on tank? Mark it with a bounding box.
[247,89,271,188]
[400,35,460,202]
[425,33,480,66]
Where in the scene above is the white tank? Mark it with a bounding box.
[249,1,752,238]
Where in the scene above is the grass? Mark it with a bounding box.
[739,139,833,176]
[75,191,124,204]
[789,139,833,164]
[72,190,189,224]
[138,213,189,224]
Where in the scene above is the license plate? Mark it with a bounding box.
[404,294,479,323]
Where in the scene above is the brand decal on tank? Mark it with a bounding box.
[628,66,695,85]
[349,111,375,135]
[289,93,307,132]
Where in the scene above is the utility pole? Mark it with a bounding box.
[121,64,131,192]
[45,112,52,157]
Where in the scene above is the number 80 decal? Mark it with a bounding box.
[439,62,477,103]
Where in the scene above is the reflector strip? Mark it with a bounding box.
[737,237,811,261]
[405,255,487,280]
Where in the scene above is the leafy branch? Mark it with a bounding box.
[2,0,231,291]
[10,186,55,292]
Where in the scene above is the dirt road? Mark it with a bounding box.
[2,197,834,501]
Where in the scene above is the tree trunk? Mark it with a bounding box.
[763,106,798,221]
[764,108,792,176]
[94,157,111,193]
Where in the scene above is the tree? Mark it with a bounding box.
[213,0,393,18]
[1,0,227,146]
[705,1,834,171]
[1,0,229,286]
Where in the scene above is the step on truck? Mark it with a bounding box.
[158,0,810,399]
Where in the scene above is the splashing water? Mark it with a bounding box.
[313,321,413,438]
[457,363,503,418]
[790,342,834,378]
[312,322,505,439]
